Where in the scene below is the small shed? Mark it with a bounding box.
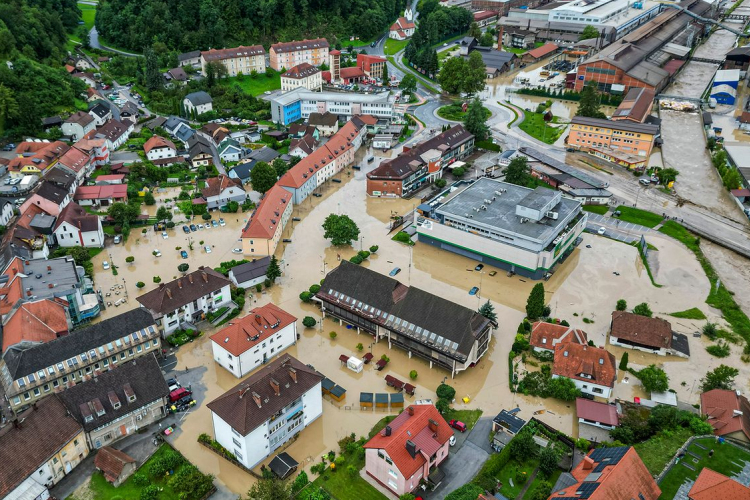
[339,354,350,365]
[363,352,374,364]
[347,357,364,373]
[330,385,347,402]
[360,392,373,408]
[404,383,416,396]
[376,393,389,408]
[390,393,404,408]
[94,447,137,487]
[268,452,299,479]
[322,377,335,395]
[373,134,393,150]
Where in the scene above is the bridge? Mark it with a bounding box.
[690,57,726,64]
[655,94,704,104]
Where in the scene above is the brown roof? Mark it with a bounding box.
[688,468,750,500]
[610,311,673,349]
[136,267,231,314]
[390,17,416,31]
[576,398,619,426]
[553,342,617,388]
[201,174,244,198]
[201,45,265,61]
[65,111,94,127]
[530,321,587,350]
[340,67,365,79]
[612,87,655,123]
[210,303,296,356]
[271,38,329,54]
[290,134,318,156]
[283,62,321,79]
[552,447,660,500]
[95,119,131,143]
[701,389,750,440]
[167,67,188,81]
[0,396,83,497]
[95,447,136,483]
[2,299,69,351]
[143,135,176,154]
[308,111,338,127]
[242,184,291,239]
[207,355,322,435]
[526,42,558,60]
[58,146,91,173]
[54,201,100,232]
[364,404,453,478]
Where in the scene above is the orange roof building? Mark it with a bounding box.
[210,303,297,377]
[530,321,588,352]
[241,184,293,257]
[688,468,750,500]
[553,342,617,398]
[2,299,70,352]
[94,447,136,487]
[701,389,750,443]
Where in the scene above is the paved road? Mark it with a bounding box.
[111,150,141,164]
[88,26,141,57]
[430,440,489,500]
[586,213,652,244]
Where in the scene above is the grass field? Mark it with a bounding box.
[437,102,491,121]
[443,409,483,431]
[613,206,664,228]
[523,469,561,500]
[583,205,609,215]
[657,437,750,500]
[669,307,707,320]
[498,459,537,499]
[78,3,96,30]
[518,112,565,144]
[224,72,281,96]
[385,38,409,56]
[633,427,693,476]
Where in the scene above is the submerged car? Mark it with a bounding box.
[180,250,188,259]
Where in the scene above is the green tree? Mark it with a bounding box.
[245,475,291,500]
[656,168,679,185]
[272,158,288,179]
[382,60,389,86]
[701,364,739,391]
[468,21,482,39]
[400,74,418,94]
[619,352,629,370]
[452,166,466,177]
[436,383,456,400]
[250,161,277,194]
[465,51,487,95]
[178,263,189,273]
[616,299,627,311]
[579,25,600,40]
[479,31,495,47]
[504,156,533,186]
[478,300,497,323]
[156,206,173,222]
[638,365,669,392]
[438,56,468,95]
[322,214,360,246]
[633,302,652,317]
[0,85,19,133]
[107,202,140,226]
[576,81,606,119]
[144,47,163,92]
[302,316,316,328]
[444,484,483,500]
[266,255,281,283]
[538,445,561,477]
[463,98,489,141]
[509,429,538,462]
[144,192,156,205]
[547,376,581,400]
[526,283,545,319]
[435,398,450,414]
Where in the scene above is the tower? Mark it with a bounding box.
[329,50,341,83]
[405,6,414,22]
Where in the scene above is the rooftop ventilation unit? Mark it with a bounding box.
[546,211,559,220]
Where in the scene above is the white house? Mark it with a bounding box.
[144,135,178,164]
[210,303,297,378]
[62,111,96,141]
[136,267,232,335]
[207,355,323,469]
[281,63,323,92]
[201,174,246,209]
[228,257,270,289]
[218,139,243,163]
[53,202,105,248]
[553,343,616,399]
[0,198,15,226]
[373,134,393,150]
[184,91,213,116]
[88,103,112,126]
[94,119,134,151]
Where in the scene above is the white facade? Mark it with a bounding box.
[556,374,613,399]
[281,71,323,92]
[211,322,297,378]
[183,98,213,116]
[228,269,267,289]
[0,201,14,226]
[211,381,323,469]
[609,336,667,356]
[146,145,177,162]
[54,220,105,248]
[205,186,247,210]
[578,416,617,431]
[160,284,232,334]
[219,145,242,163]
[6,476,51,500]
[62,121,95,142]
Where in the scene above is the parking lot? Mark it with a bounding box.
[586,213,653,244]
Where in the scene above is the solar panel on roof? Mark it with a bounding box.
[589,447,628,472]
[575,482,600,499]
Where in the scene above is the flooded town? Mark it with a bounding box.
[2,1,750,500]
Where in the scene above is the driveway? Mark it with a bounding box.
[111,150,141,164]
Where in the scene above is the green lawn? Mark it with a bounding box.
[583,205,609,215]
[498,459,538,499]
[614,206,664,228]
[438,49,456,65]
[385,38,409,56]
[669,307,707,320]
[224,71,281,96]
[339,37,374,48]
[503,46,528,54]
[518,112,565,145]
[657,437,750,499]
[443,409,483,431]
[437,102,491,122]
[523,469,561,500]
[78,3,96,30]
[633,427,693,476]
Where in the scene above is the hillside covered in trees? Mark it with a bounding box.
[95,0,409,52]
[0,0,81,63]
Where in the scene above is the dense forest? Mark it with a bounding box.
[404,0,473,75]
[0,0,81,63]
[95,0,408,53]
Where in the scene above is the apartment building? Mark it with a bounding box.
[241,184,293,256]
[271,88,395,125]
[0,308,160,413]
[567,116,659,170]
[281,63,323,91]
[269,38,329,71]
[201,45,266,77]
[207,355,323,469]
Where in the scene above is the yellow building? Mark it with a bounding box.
[568,116,659,170]
[200,45,266,77]
[241,184,293,256]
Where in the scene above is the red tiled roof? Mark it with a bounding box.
[202,174,244,198]
[210,303,296,356]
[0,258,24,316]
[271,38,329,54]
[390,17,416,31]
[58,146,91,173]
[143,135,176,154]
[527,43,558,60]
[242,185,291,239]
[576,398,619,426]
[340,67,365,79]
[688,468,750,500]
[75,184,128,201]
[530,321,588,350]
[3,299,69,351]
[357,54,386,72]
[610,311,673,349]
[94,446,136,484]
[283,62,321,79]
[364,405,453,479]
[701,389,750,440]
[8,141,69,172]
[473,10,498,21]
[553,343,616,388]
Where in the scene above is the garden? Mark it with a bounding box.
[166,328,201,347]
[613,205,664,228]
[437,101,491,122]
[518,101,566,145]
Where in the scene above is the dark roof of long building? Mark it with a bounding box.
[57,354,168,432]
[207,355,322,435]
[136,267,230,314]
[230,257,270,283]
[2,308,156,379]
[271,38,329,54]
[36,182,69,204]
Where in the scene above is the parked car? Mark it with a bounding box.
[204,245,212,253]
[197,224,204,230]
[182,225,190,234]
[389,267,401,276]
[113,235,122,244]
[232,248,243,254]
[474,264,484,271]
[166,378,180,392]
[597,227,606,235]
[102,261,110,270]
[219,218,226,226]
[2,143,15,151]
[169,387,192,403]
[180,250,188,259]
[449,435,456,446]
[153,249,162,257]
[469,286,479,296]
[162,231,168,239]
[639,178,651,186]
[189,224,197,232]
[449,419,467,432]
[211,220,218,227]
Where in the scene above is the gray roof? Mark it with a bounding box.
[436,178,581,243]
[519,147,606,188]
[552,472,578,493]
[246,146,280,163]
[88,103,111,119]
[18,257,83,303]
[184,91,213,106]
[164,116,189,133]
[136,267,230,314]
[44,166,77,190]
[178,50,201,62]
[57,354,168,432]
[36,182,68,204]
[468,47,516,72]
[2,309,157,379]
[230,257,270,284]
[493,409,526,434]
[570,116,659,135]
[229,162,255,180]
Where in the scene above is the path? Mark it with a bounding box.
[430,419,493,500]
[89,26,141,57]
[515,467,540,500]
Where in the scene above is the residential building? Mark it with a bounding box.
[201,174,246,209]
[700,389,750,444]
[136,266,232,334]
[474,10,499,27]
[2,299,70,352]
[611,87,655,122]
[228,257,270,289]
[389,17,416,40]
[530,321,588,353]
[308,112,339,137]
[281,63,323,92]
[178,50,201,68]
[567,116,659,169]
[207,355,323,469]
[8,206,52,260]
[576,398,619,431]
[166,67,188,84]
[0,308,157,413]
[20,182,71,216]
[553,342,616,398]
[44,166,79,195]
[314,260,493,377]
[289,133,318,158]
[201,45,266,77]
[688,468,750,500]
[188,135,214,168]
[56,146,93,183]
[94,119,134,151]
[184,91,214,116]
[74,185,128,207]
[367,125,475,197]
[75,137,109,167]
[62,111,96,141]
[53,201,105,248]
[210,303,297,378]
[0,198,14,226]
[144,135,179,165]
[503,29,537,49]
[609,311,690,357]
[417,179,587,279]
[88,102,112,126]
[269,38,330,71]
[229,147,280,183]
[491,409,526,451]
[0,395,89,500]
[357,54,387,80]
[270,88,395,126]
[58,354,169,449]
[241,184,293,256]
[201,123,231,146]
[120,101,140,124]
[94,447,137,487]
[8,141,69,177]
[548,447,660,500]
[218,139,243,163]
[364,404,453,495]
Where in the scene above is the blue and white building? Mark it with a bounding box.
[711,69,740,105]
[271,88,396,125]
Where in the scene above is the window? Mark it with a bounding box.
[44,384,50,392]
[389,469,398,479]
[48,367,55,376]
[385,457,393,465]
[233,437,242,447]
[33,388,40,396]
[235,450,243,461]
[388,479,397,490]
[378,451,385,460]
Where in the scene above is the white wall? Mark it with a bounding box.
[212,410,267,469]
[609,336,666,356]
[147,147,177,161]
[55,221,104,248]
[557,375,612,399]
[302,381,323,427]
[162,284,232,333]
[212,321,297,378]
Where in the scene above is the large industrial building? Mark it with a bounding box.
[270,88,396,125]
[416,178,586,279]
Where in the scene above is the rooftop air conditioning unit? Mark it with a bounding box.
[546,211,559,220]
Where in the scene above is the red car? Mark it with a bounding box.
[169,387,192,403]
[449,419,467,432]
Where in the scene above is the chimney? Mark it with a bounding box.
[188,274,193,284]
[497,26,504,52]
[252,391,262,408]
[405,440,417,458]
[165,288,172,299]
[288,367,297,383]
[202,271,208,283]
[582,456,594,470]
[407,406,414,416]
[177,279,182,289]
[255,314,262,325]
[734,410,744,417]
[270,378,280,395]
[384,425,392,436]
[428,419,438,433]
